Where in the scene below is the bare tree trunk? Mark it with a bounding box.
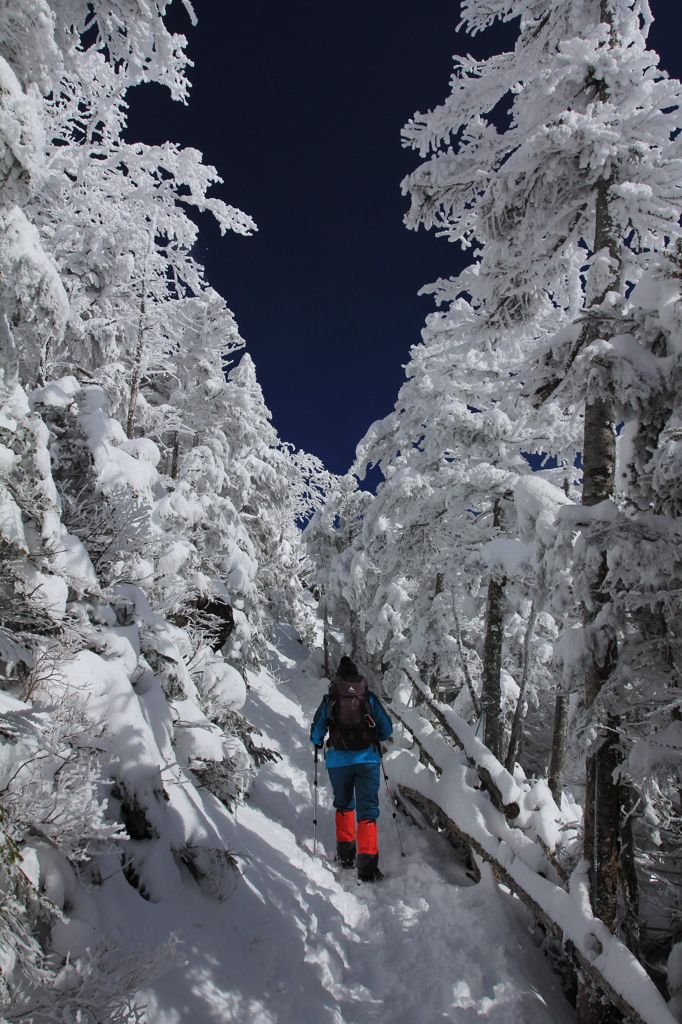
[127,229,153,441]
[578,9,624,1013]
[0,313,19,400]
[548,693,570,805]
[581,249,621,933]
[37,335,52,388]
[618,785,640,958]
[349,608,357,661]
[323,608,330,679]
[579,381,621,1024]
[170,431,180,479]
[126,291,146,440]
[430,572,445,700]
[505,600,536,772]
[451,596,481,717]
[482,499,507,760]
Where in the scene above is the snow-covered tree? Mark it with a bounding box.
[221,354,319,650]
[33,95,254,418]
[334,295,570,773]
[303,473,374,674]
[0,0,323,1015]
[399,0,682,1015]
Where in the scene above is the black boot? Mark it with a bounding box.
[336,840,356,868]
[357,853,383,882]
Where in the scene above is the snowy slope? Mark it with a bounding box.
[92,626,573,1024]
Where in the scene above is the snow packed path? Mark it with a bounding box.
[96,627,574,1024]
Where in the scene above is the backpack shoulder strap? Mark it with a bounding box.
[363,688,377,726]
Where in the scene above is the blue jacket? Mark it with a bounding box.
[310,684,393,767]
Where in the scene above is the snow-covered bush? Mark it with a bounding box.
[5,935,183,1024]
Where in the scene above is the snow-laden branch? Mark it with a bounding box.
[391,698,563,884]
[401,669,522,817]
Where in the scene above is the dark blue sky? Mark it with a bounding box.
[127,1,682,476]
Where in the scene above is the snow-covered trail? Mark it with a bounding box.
[98,628,573,1024]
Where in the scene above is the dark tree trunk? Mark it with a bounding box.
[0,314,18,394]
[452,596,481,717]
[482,500,507,760]
[582,399,616,507]
[576,8,626,1017]
[576,982,622,1024]
[323,608,330,679]
[505,600,536,772]
[618,785,640,958]
[349,608,357,661]
[170,431,180,479]
[583,717,620,926]
[430,572,445,700]
[126,292,147,440]
[578,88,623,1024]
[548,693,570,805]
[579,403,621,1024]
[37,335,51,388]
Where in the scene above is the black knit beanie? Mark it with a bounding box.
[337,656,359,679]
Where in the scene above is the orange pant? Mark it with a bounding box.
[335,811,377,855]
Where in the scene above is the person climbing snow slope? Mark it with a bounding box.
[310,656,393,882]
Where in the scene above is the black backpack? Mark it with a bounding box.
[327,676,376,751]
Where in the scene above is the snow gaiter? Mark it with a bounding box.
[356,819,381,881]
[335,809,356,867]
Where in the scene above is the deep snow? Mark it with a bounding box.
[91,627,573,1024]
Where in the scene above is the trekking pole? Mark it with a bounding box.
[313,745,319,856]
[379,752,406,857]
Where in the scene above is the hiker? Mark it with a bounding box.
[310,655,393,882]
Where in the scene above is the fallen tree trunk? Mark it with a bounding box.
[390,703,443,775]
